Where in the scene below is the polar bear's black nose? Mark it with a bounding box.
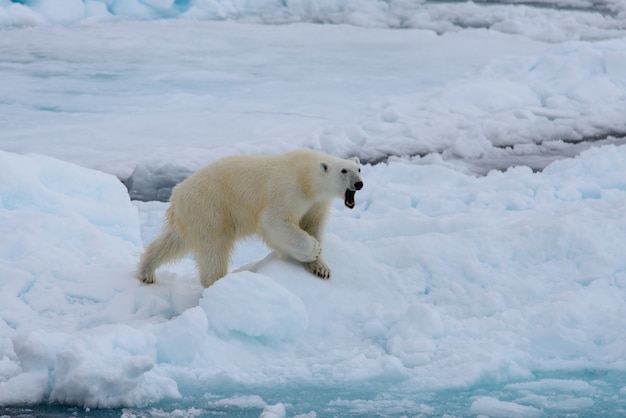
[354,181,363,190]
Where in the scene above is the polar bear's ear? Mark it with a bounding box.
[351,156,360,165]
[320,162,329,173]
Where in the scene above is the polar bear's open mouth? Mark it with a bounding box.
[345,189,356,209]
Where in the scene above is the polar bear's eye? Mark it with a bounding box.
[358,168,361,172]
[341,169,347,174]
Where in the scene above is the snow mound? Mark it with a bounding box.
[200,271,309,342]
[50,325,180,408]
[0,150,180,407]
[0,150,140,245]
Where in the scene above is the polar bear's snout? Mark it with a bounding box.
[345,180,363,209]
[343,174,363,209]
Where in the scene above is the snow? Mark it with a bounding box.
[471,396,542,418]
[200,272,309,342]
[2,144,626,415]
[2,0,626,416]
[2,0,626,42]
[1,16,625,199]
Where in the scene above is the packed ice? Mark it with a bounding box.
[1,0,626,416]
[2,144,626,415]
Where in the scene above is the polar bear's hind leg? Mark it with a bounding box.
[193,237,234,288]
[137,226,187,284]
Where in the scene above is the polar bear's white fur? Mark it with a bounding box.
[137,149,363,287]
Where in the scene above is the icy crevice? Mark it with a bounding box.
[122,164,193,202]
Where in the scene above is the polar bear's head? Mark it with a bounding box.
[320,156,363,209]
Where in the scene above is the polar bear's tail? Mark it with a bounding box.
[136,211,187,284]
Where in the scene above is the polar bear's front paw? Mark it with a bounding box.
[304,258,331,280]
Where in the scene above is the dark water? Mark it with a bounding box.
[425,0,620,16]
[125,134,626,202]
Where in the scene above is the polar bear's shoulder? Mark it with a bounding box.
[275,149,349,171]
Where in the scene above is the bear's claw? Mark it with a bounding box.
[304,259,331,280]
[138,271,155,284]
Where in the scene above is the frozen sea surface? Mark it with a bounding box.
[2,1,626,189]
[2,0,626,417]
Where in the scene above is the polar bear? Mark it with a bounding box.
[137,149,363,288]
